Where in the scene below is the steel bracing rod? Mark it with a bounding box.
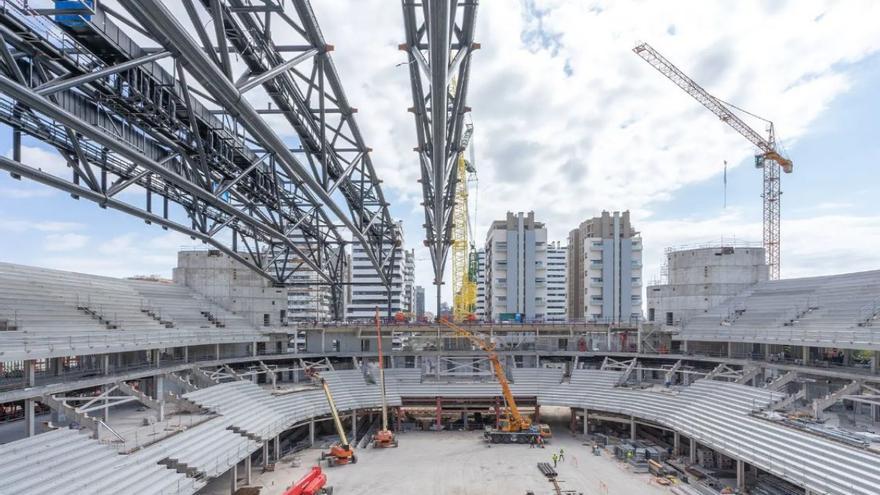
[633,42,774,154]
[0,5,344,285]
[210,0,401,278]
[401,0,478,314]
[0,72,333,282]
[0,156,276,282]
[122,0,393,286]
[35,50,171,96]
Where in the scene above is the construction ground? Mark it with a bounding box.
[198,408,670,495]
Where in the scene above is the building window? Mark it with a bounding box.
[648,308,655,321]
[263,314,270,326]
[666,312,674,326]
[361,339,371,352]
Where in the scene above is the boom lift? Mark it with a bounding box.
[372,309,398,448]
[305,368,357,466]
[283,466,333,495]
[438,319,551,443]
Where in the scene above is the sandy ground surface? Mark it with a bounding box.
[230,430,673,495]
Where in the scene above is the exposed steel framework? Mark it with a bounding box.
[401,0,479,315]
[0,0,400,317]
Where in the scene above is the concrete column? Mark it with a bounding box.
[262,442,270,466]
[534,405,541,424]
[763,344,770,361]
[437,398,444,430]
[727,342,734,358]
[682,340,688,353]
[462,410,469,429]
[245,455,252,485]
[689,438,697,464]
[274,435,281,461]
[24,359,35,437]
[674,431,681,455]
[215,343,221,360]
[183,346,189,363]
[53,357,63,377]
[155,375,165,421]
[872,404,879,423]
[252,341,257,357]
[309,418,316,446]
[802,346,809,365]
[872,351,879,374]
[351,410,358,441]
[630,416,636,441]
[229,462,237,494]
[583,409,589,435]
[736,459,746,491]
[153,349,161,368]
[569,409,577,432]
[103,354,110,375]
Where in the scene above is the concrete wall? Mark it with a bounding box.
[647,246,768,326]
[173,250,288,330]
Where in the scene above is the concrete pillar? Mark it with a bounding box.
[274,435,281,461]
[437,398,444,430]
[462,410,469,429]
[689,438,697,464]
[215,343,221,360]
[183,346,189,363]
[872,404,879,423]
[262,442,270,466]
[534,405,541,424]
[245,455,252,485]
[843,349,852,366]
[53,357,63,377]
[872,351,879,374]
[24,359,35,437]
[736,459,746,491]
[763,344,770,361]
[727,342,734,358]
[351,409,358,441]
[630,416,636,441]
[229,462,237,494]
[569,408,577,432]
[309,418,316,446]
[674,431,681,455]
[682,340,688,353]
[153,349,161,368]
[252,341,257,357]
[583,409,589,435]
[802,346,809,365]
[103,354,110,375]
[155,375,165,421]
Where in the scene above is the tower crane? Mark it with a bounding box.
[452,121,478,321]
[371,309,398,448]
[633,42,792,280]
[438,319,551,443]
[305,368,357,467]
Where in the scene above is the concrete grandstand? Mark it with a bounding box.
[2,260,880,494]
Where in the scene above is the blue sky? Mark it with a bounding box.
[1,0,879,306]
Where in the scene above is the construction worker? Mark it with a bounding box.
[559,448,565,462]
[537,435,545,449]
[552,453,558,467]
[529,436,535,448]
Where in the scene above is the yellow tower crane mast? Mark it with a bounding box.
[452,121,477,321]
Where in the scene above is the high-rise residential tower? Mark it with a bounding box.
[567,211,642,324]
[484,212,548,322]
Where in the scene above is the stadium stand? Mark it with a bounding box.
[0,262,266,361]
[678,270,880,350]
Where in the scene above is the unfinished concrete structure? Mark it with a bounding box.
[647,243,769,327]
[3,260,880,495]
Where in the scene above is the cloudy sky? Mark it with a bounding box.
[1,0,879,307]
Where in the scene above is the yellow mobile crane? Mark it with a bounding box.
[305,368,357,466]
[438,319,551,443]
[451,122,477,321]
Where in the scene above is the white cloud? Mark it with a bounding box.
[0,186,57,199]
[308,0,880,299]
[44,233,89,252]
[0,217,83,233]
[6,145,69,176]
